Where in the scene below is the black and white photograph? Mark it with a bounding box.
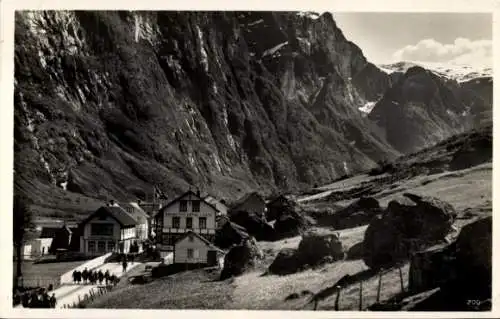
[2,0,496,316]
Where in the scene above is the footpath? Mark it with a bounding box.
[54,262,141,308]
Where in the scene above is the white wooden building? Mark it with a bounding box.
[79,204,138,256]
[174,231,225,267]
[154,190,220,251]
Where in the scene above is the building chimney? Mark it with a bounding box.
[109,199,115,206]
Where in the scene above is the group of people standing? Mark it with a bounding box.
[15,287,57,308]
[72,268,118,286]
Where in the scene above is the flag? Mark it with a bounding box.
[154,185,168,201]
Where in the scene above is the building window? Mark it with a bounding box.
[192,200,200,212]
[179,200,188,212]
[199,217,207,229]
[172,216,180,229]
[88,241,96,253]
[186,217,192,229]
[187,248,193,259]
[98,241,106,253]
[91,223,114,236]
[107,241,115,252]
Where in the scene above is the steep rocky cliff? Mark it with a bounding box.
[13,11,490,218]
[368,66,492,153]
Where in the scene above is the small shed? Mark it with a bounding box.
[174,231,225,267]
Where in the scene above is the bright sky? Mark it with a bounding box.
[331,12,492,67]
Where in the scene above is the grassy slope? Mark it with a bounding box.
[85,127,492,310]
[89,269,233,309]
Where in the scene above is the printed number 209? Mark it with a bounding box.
[467,300,481,306]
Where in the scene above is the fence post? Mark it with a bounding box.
[359,281,363,311]
[313,299,318,310]
[376,270,383,303]
[334,286,341,311]
[399,267,405,293]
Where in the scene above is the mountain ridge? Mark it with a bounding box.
[13,11,492,219]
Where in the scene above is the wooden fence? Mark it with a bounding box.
[62,284,115,309]
[312,265,407,311]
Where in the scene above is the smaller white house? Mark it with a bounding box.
[173,231,224,267]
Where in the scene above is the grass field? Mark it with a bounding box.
[15,260,84,279]
[89,268,233,309]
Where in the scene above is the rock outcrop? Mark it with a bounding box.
[363,193,456,269]
[220,237,262,280]
[268,228,344,275]
[274,209,310,239]
[297,228,344,264]
[404,216,492,310]
[214,220,250,249]
[268,248,301,275]
[315,196,382,229]
[229,211,276,241]
[454,216,492,300]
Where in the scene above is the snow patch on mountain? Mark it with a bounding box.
[359,101,377,114]
[296,12,321,20]
[378,61,492,83]
[262,41,288,58]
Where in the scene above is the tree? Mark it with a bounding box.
[13,194,33,285]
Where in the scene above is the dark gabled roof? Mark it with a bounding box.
[157,190,221,215]
[175,231,224,253]
[80,206,137,228]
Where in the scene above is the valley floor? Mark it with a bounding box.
[86,161,492,310]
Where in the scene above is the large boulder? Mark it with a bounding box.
[297,228,344,265]
[453,216,492,299]
[268,228,344,275]
[274,210,309,239]
[312,197,382,229]
[266,195,298,221]
[407,216,492,309]
[268,248,301,275]
[214,220,250,249]
[220,237,262,280]
[363,193,456,269]
[333,197,382,229]
[408,243,456,293]
[230,211,276,241]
